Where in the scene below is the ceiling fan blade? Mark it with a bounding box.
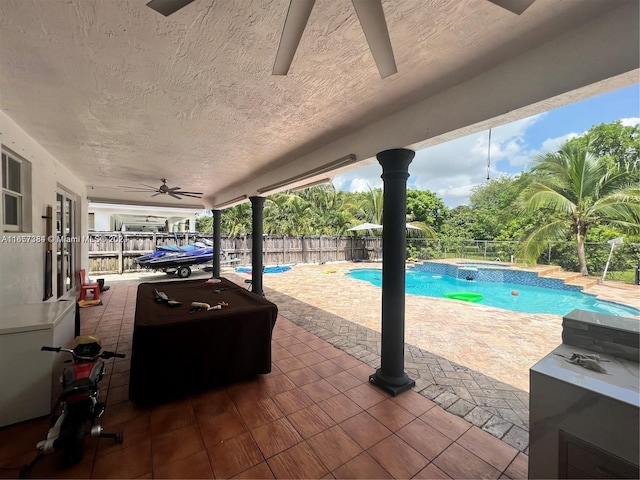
[272,0,316,75]
[174,190,203,195]
[168,192,183,199]
[139,183,161,189]
[146,0,196,17]
[151,192,163,197]
[176,193,203,198]
[119,186,148,191]
[352,0,397,79]
[166,186,182,192]
[487,0,535,15]
[120,187,157,192]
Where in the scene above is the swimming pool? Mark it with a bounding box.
[347,268,640,317]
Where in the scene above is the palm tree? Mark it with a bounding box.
[264,195,293,235]
[221,203,252,237]
[287,195,312,236]
[405,214,437,239]
[519,142,640,275]
[364,186,384,225]
[300,185,359,236]
[347,186,384,236]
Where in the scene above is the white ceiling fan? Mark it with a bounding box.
[119,179,203,199]
[272,0,397,78]
[146,0,534,79]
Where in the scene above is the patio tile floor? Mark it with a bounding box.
[239,274,533,454]
[220,261,636,457]
[0,281,527,479]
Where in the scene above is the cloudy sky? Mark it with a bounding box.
[333,84,640,207]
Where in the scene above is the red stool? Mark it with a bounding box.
[79,269,100,301]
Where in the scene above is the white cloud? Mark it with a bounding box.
[507,131,583,171]
[401,113,545,205]
[540,132,580,151]
[350,177,382,192]
[620,117,640,127]
[333,163,382,193]
[334,114,546,207]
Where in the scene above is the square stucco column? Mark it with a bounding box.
[369,148,416,396]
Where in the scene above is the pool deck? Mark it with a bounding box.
[98,261,639,453]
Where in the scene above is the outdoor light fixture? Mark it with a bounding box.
[291,178,332,191]
[213,195,248,209]
[257,154,356,194]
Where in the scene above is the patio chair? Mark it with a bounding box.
[78,269,100,301]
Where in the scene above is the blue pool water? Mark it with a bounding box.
[236,265,291,274]
[347,269,640,317]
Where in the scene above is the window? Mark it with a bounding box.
[2,152,22,231]
[2,149,32,232]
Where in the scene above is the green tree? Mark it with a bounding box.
[440,205,474,240]
[468,174,533,240]
[519,141,640,275]
[297,184,356,235]
[406,189,448,229]
[195,212,212,233]
[357,186,384,225]
[264,194,294,235]
[287,195,313,235]
[263,192,314,236]
[222,203,252,237]
[566,120,640,173]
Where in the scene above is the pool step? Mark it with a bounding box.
[564,276,600,289]
[539,270,600,289]
[537,265,564,277]
[540,271,582,281]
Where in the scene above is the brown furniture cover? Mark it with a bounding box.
[129,278,278,405]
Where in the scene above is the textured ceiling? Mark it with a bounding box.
[0,0,635,208]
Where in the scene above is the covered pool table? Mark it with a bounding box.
[129,277,278,405]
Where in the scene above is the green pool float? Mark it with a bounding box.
[443,292,483,302]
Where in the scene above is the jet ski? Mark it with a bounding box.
[134,238,214,278]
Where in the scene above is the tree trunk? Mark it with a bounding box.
[576,232,588,276]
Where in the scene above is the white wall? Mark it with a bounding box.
[0,112,87,307]
[92,212,112,232]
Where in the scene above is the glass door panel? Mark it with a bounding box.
[65,197,73,291]
[56,190,77,298]
[56,193,63,298]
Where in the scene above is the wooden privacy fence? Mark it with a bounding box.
[87,232,382,274]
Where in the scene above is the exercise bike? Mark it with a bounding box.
[20,335,125,478]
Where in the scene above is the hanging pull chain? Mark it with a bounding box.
[486,128,492,180]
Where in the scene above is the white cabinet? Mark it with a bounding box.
[0,301,76,427]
